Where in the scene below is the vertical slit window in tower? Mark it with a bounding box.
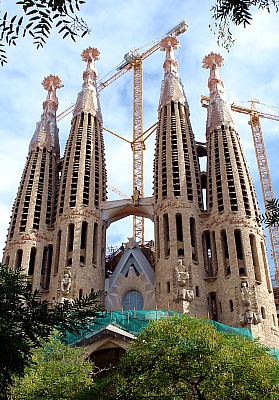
[234,229,246,276]
[79,112,84,127]
[94,123,100,207]
[249,234,261,282]
[70,126,82,208]
[214,131,224,212]
[203,230,213,276]
[14,249,23,269]
[222,128,238,212]
[43,244,53,290]
[67,223,74,266]
[54,229,61,274]
[80,221,88,265]
[171,103,180,197]
[100,126,107,202]
[208,292,218,321]
[46,151,53,226]
[154,124,160,200]
[163,213,170,258]
[229,299,234,312]
[83,118,92,206]
[176,213,184,256]
[261,241,272,292]
[161,112,168,198]
[20,150,38,232]
[211,231,218,275]
[33,149,46,229]
[10,157,30,238]
[40,246,48,289]
[221,229,230,276]
[208,135,213,210]
[167,281,171,293]
[230,131,252,216]
[181,127,192,201]
[59,131,74,214]
[155,216,160,259]
[195,286,200,297]
[190,217,198,262]
[188,120,202,207]
[28,247,36,276]
[92,222,98,266]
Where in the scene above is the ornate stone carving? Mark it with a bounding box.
[239,281,261,326]
[60,270,72,293]
[173,259,194,313]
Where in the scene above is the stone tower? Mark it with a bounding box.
[3,75,62,292]
[50,47,107,302]
[2,43,279,347]
[200,53,278,346]
[153,36,205,315]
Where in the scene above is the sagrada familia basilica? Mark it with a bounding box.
[2,33,279,349]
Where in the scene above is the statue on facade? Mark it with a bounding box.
[239,281,260,325]
[173,259,194,313]
[61,271,72,292]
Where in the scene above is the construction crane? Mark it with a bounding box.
[201,96,279,285]
[57,20,188,244]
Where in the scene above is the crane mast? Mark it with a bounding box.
[248,101,279,284]
[201,96,279,285]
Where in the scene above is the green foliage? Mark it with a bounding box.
[0,0,89,65]
[0,265,103,397]
[95,315,279,400]
[8,335,94,399]
[258,198,279,227]
[210,0,279,50]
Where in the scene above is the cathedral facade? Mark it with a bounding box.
[3,39,279,347]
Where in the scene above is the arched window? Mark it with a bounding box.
[123,290,144,310]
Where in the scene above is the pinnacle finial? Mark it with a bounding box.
[81,47,100,83]
[202,52,235,131]
[202,52,224,70]
[42,75,63,91]
[160,36,180,75]
[41,75,63,114]
[81,47,100,62]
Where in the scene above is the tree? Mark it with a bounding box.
[210,1,279,50]
[8,335,94,400]
[94,314,279,400]
[258,198,279,227]
[0,265,103,397]
[0,0,89,65]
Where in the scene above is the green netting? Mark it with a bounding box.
[269,347,279,361]
[209,320,253,339]
[66,310,252,345]
[66,309,179,345]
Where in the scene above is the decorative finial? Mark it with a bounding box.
[202,52,235,132]
[81,47,100,62]
[202,52,224,70]
[81,47,100,83]
[160,36,180,75]
[42,75,63,91]
[41,75,63,114]
[160,36,180,52]
[72,46,102,120]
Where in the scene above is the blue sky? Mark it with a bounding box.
[1,0,279,277]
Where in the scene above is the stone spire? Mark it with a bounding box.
[202,52,235,133]
[29,75,63,155]
[158,36,188,110]
[73,47,102,121]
